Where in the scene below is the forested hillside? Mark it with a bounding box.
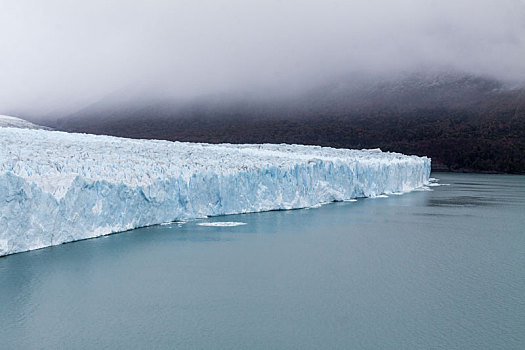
[48,73,525,173]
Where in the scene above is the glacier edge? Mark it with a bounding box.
[0,128,430,256]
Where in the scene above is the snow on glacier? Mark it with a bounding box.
[0,127,430,256]
[0,115,52,130]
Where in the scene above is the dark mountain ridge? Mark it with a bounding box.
[41,72,525,173]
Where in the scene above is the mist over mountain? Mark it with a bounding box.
[2,1,524,173]
[2,0,525,116]
[42,71,512,122]
[43,71,525,174]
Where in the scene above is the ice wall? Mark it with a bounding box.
[0,128,430,256]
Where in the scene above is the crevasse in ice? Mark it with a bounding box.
[0,128,430,256]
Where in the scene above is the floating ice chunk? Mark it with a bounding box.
[197,222,247,227]
[427,177,450,187]
[308,203,326,208]
[413,186,432,191]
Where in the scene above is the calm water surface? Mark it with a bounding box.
[1,173,524,349]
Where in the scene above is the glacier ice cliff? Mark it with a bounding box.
[0,128,430,256]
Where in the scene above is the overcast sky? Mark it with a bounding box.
[1,0,525,116]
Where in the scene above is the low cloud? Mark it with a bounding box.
[1,0,524,116]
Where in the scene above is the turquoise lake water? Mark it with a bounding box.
[1,173,524,349]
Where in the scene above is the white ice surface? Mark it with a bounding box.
[197,222,247,227]
[0,128,430,256]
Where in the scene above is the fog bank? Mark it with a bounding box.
[1,0,524,116]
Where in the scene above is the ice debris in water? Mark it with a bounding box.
[197,222,247,227]
[0,127,430,256]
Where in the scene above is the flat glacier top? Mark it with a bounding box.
[0,128,427,199]
[0,115,51,130]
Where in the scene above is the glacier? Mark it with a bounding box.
[0,115,52,130]
[0,127,430,256]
